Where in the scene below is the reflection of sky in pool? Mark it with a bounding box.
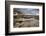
[14,8,39,15]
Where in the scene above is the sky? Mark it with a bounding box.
[14,8,39,15]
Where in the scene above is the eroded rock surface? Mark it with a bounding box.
[14,18,39,28]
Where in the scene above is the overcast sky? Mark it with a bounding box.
[14,8,39,15]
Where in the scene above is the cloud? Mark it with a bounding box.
[14,8,39,15]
